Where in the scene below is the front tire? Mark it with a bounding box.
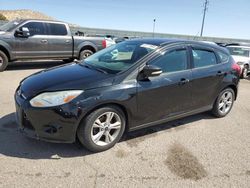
[212,88,235,118]
[77,106,126,152]
[0,50,9,72]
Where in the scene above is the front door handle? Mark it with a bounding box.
[65,39,71,43]
[179,78,189,85]
[41,39,48,43]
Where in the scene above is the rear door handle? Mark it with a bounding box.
[217,71,225,76]
[65,39,71,43]
[179,78,189,85]
[41,39,48,43]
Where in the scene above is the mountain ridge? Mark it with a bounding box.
[0,9,55,21]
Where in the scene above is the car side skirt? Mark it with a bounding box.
[129,105,213,132]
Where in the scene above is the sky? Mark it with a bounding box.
[0,0,249,39]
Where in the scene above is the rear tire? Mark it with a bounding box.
[79,49,94,60]
[0,50,8,72]
[77,106,126,152]
[212,88,235,118]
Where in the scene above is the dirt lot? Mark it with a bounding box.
[0,62,250,188]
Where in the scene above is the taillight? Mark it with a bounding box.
[232,63,241,76]
[102,40,107,48]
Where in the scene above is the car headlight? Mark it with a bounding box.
[30,90,83,107]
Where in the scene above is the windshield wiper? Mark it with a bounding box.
[81,63,108,74]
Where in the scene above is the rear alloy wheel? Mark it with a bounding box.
[79,49,94,60]
[77,106,126,152]
[0,50,9,72]
[241,66,249,79]
[212,88,235,118]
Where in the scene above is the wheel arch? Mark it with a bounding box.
[0,45,11,61]
[80,45,96,53]
[222,84,238,100]
[76,102,130,137]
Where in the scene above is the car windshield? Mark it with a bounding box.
[227,47,250,57]
[0,20,23,32]
[82,41,159,74]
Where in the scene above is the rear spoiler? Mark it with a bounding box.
[224,42,250,47]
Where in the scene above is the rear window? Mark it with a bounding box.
[192,49,217,68]
[227,47,250,57]
[47,23,67,35]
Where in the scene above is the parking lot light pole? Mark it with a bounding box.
[200,0,209,37]
[153,19,156,38]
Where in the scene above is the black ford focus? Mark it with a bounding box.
[15,39,240,152]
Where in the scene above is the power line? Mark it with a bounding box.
[200,0,209,37]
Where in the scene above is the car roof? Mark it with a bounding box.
[129,38,229,53]
[128,38,184,46]
[15,19,66,24]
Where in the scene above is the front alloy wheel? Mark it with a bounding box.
[77,106,126,152]
[91,112,122,146]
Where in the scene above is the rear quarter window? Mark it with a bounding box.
[192,49,217,68]
[217,51,230,63]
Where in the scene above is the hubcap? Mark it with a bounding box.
[83,52,91,58]
[218,91,233,115]
[91,112,122,146]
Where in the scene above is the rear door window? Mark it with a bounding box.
[192,49,217,68]
[47,23,67,35]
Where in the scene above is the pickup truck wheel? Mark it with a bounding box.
[0,51,8,72]
[241,65,249,79]
[79,49,94,60]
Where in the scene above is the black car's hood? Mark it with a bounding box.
[20,63,115,98]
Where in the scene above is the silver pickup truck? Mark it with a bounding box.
[0,19,115,71]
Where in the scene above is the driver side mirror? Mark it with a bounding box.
[139,65,162,80]
[15,27,30,38]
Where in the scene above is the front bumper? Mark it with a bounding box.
[15,92,81,143]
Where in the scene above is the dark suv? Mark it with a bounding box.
[15,39,240,152]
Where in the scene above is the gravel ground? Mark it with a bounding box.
[0,61,249,188]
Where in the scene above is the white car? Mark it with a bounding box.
[227,45,250,78]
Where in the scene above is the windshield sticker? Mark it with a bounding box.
[140,44,158,50]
